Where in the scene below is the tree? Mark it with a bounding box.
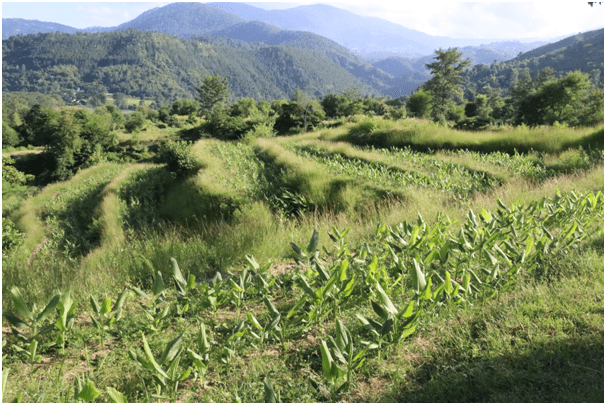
[406,89,433,118]
[423,48,471,122]
[195,75,230,117]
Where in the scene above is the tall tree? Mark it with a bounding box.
[195,75,230,117]
[423,48,471,122]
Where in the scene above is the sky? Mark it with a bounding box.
[2,1,604,40]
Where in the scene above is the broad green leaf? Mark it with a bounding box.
[524,237,534,258]
[411,259,427,293]
[322,273,338,299]
[171,257,187,290]
[328,336,347,365]
[337,260,349,282]
[37,294,60,321]
[100,298,112,315]
[380,317,394,337]
[480,208,492,223]
[141,333,168,379]
[371,301,388,320]
[112,288,129,313]
[245,254,260,271]
[419,277,432,300]
[289,242,304,258]
[263,297,280,318]
[2,312,28,329]
[307,229,319,256]
[247,312,263,330]
[368,255,378,276]
[335,319,350,353]
[320,340,334,379]
[265,314,281,333]
[159,333,183,365]
[106,387,127,403]
[398,300,415,319]
[375,282,397,316]
[76,380,101,402]
[89,295,100,315]
[286,296,307,319]
[151,272,165,296]
[444,271,453,295]
[341,275,356,300]
[186,274,196,290]
[10,287,32,321]
[130,286,148,299]
[230,279,243,292]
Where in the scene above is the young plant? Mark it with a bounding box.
[187,323,211,383]
[290,228,320,266]
[89,288,129,348]
[356,283,421,357]
[3,287,60,362]
[128,332,191,401]
[170,257,197,316]
[73,376,101,403]
[199,272,227,322]
[55,290,78,356]
[247,297,282,348]
[319,319,369,395]
[131,271,171,331]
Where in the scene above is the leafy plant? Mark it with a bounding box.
[3,287,60,363]
[89,288,129,348]
[128,333,191,401]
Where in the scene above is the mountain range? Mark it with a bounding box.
[2,2,602,102]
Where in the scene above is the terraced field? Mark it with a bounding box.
[2,121,604,402]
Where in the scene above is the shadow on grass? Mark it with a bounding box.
[382,333,603,403]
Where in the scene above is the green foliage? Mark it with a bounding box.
[124,110,147,133]
[196,75,230,116]
[275,91,326,134]
[2,121,22,148]
[406,89,432,118]
[157,141,202,179]
[423,48,471,122]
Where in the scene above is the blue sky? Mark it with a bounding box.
[2,1,603,40]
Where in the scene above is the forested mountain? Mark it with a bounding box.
[1,18,79,38]
[463,28,604,94]
[2,29,378,103]
[3,2,540,57]
[107,3,246,37]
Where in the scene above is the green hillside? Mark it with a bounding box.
[463,28,604,93]
[2,113,603,402]
[2,30,377,104]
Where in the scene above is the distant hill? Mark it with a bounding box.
[463,28,604,93]
[2,30,378,103]
[207,2,517,56]
[109,2,245,37]
[2,18,78,38]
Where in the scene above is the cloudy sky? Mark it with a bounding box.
[2,1,603,40]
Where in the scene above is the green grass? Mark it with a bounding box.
[328,117,604,154]
[2,119,604,403]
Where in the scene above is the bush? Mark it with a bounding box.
[2,122,21,147]
[157,141,202,179]
[124,110,147,133]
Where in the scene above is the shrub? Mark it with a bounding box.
[2,122,21,147]
[158,141,202,179]
[124,110,147,133]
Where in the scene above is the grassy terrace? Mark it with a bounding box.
[2,119,603,402]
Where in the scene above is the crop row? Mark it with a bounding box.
[286,142,498,198]
[3,189,602,402]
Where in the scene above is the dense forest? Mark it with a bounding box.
[2,30,379,105]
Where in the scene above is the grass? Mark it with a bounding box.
[328,117,604,154]
[2,119,604,403]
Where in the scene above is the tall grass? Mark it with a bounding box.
[328,117,604,154]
